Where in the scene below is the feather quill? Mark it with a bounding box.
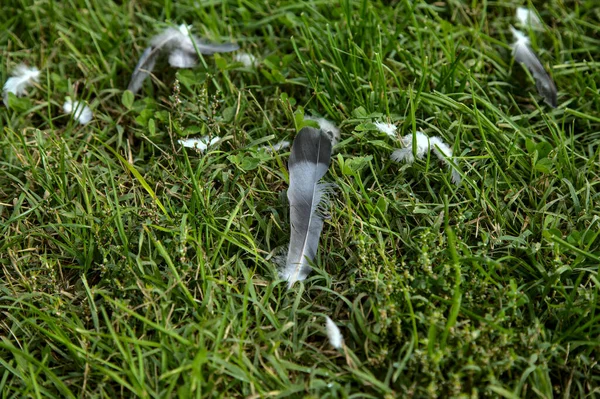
[128,24,239,94]
[3,64,40,106]
[510,27,557,107]
[280,127,333,287]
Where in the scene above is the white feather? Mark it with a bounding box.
[63,98,93,125]
[3,64,40,106]
[325,316,343,349]
[516,7,542,30]
[429,136,462,185]
[305,116,340,147]
[391,131,431,163]
[374,121,397,138]
[234,53,257,67]
[178,136,220,152]
[391,131,462,185]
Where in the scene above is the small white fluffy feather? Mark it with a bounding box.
[63,98,93,125]
[234,53,257,67]
[374,121,397,138]
[391,131,462,185]
[3,64,41,106]
[325,316,343,349]
[516,7,542,30]
[178,24,192,37]
[305,116,340,147]
[178,136,220,152]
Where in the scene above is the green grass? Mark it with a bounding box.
[1,0,600,397]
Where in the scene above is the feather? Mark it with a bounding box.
[3,64,40,106]
[516,7,542,30]
[178,136,220,152]
[305,116,340,147]
[280,127,333,287]
[325,316,343,349]
[391,131,431,163]
[128,24,239,94]
[234,52,258,67]
[374,121,397,138]
[63,98,93,125]
[127,46,158,93]
[510,27,557,107]
[168,50,197,68]
[429,137,462,185]
[391,131,462,185]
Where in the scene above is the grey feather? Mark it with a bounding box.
[183,40,240,55]
[511,27,557,108]
[127,46,160,93]
[280,127,333,287]
[128,25,239,94]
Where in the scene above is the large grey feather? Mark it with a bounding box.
[511,27,557,107]
[280,127,333,287]
[128,29,183,93]
[128,25,239,94]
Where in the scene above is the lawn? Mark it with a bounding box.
[1,0,599,397]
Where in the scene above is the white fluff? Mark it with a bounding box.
[374,121,397,138]
[168,50,197,68]
[234,53,257,67]
[3,64,41,106]
[516,7,542,30]
[178,136,220,152]
[63,98,93,125]
[391,131,431,163]
[325,316,343,349]
[261,140,290,152]
[391,131,462,185]
[305,116,340,147]
[178,24,192,37]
